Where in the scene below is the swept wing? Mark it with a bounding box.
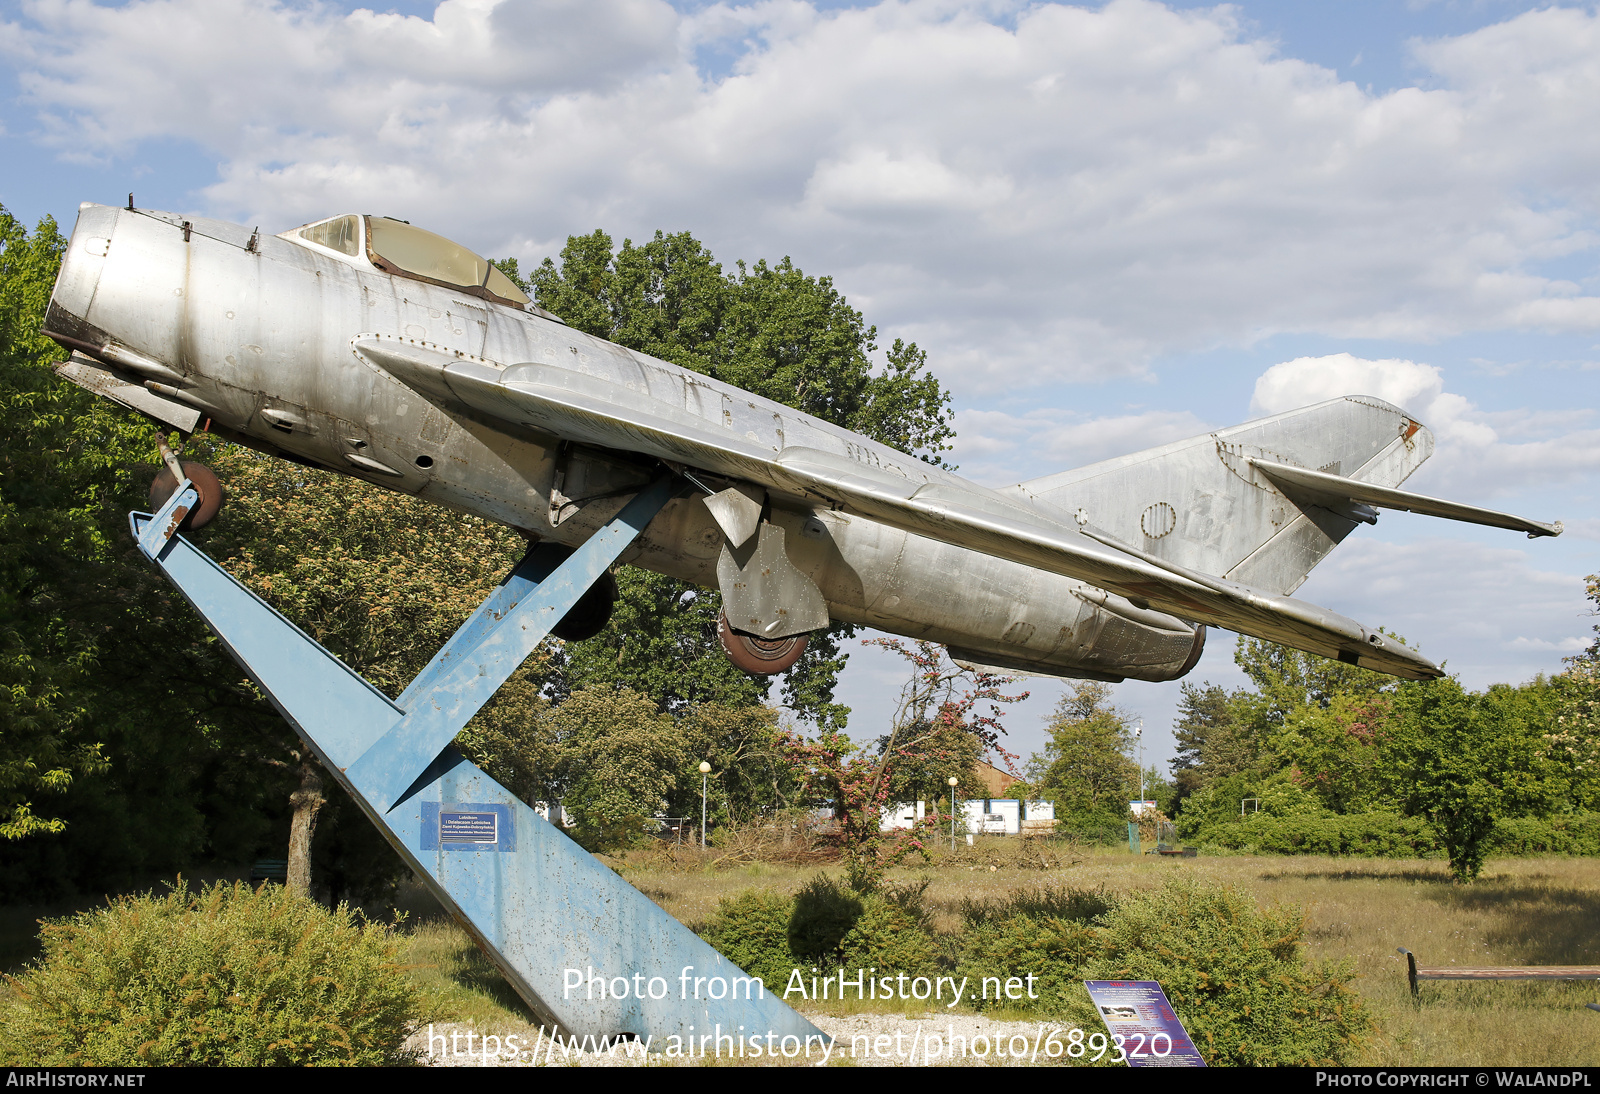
[354,335,1446,679]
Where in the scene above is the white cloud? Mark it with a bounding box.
[6,0,1600,388]
[1250,352,1600,499]
[1252,353,1444,419]
[1298,536,1590,688]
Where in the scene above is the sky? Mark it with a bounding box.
[2,0,1596,777]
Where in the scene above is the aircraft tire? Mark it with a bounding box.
[718,613,808,675]
[551,569,619,642]
[148,461,225,530]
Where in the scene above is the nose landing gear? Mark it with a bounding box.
[718,613,808,675]
[149,461,225,529]
[148,437,224,530]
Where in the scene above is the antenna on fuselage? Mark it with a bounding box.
[126,193,134,211]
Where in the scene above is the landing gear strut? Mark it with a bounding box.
[148,438,224,530]
[718,613,808,675]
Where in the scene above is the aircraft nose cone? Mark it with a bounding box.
[44,202,119,353]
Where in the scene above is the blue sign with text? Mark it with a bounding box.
[1083,980,1206,1067]
[420,801,514,852]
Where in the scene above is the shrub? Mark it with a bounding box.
[837,881,940,976]
[956,887,1107,1014]
[1490,812,1600,856]
[696,889,797,991]
[0,880,423,1066]
[1192,812,1439,857]
[1188,810,1600,859]
[788,874,865,965]
[698,875,942,993]
[1072,879,1371,1066]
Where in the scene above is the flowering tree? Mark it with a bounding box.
[781,639,1026,891]
[1551,574,1600,809]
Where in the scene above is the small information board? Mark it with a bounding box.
[441,811,498,844]
[1082,980,1206,1067]
[419,801,514,852]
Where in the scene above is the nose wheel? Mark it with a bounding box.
[718,613,808,675]
[149,461,225,530]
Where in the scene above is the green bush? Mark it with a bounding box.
[1193,812,1439,857]
[959,881,1369,1065]
[1071,879,1371,1066]
[1491,812,1600,856]
[788,874,865,965]
[696,889,797,991]
[0,880,424,1066]
[1189,810,1600,859]
[698,875,941,993]
[700,876,1372,1064]
[956,886,1107,1014]
[837,881,940,976]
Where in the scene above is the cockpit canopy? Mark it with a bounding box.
[291,214,531,307]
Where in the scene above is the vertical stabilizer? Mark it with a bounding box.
[1004,396,1432,596]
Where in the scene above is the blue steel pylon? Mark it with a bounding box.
[132,475,824,1045]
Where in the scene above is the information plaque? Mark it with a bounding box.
[1082,980,1206,1067]
[419,801,515,852]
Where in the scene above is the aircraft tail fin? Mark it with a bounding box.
[1006,396,1453,597]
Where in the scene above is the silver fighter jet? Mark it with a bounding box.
[46,202,1563,683]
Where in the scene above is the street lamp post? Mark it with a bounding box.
[698,761,711,850]
[1134,719,1145,807]
[948,776,959,852]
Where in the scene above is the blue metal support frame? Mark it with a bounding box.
[128,479,824,1045]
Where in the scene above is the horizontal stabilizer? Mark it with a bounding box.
[1249,458,1562,539]
[355,335,1445,680]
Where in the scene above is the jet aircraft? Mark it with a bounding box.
[46,201,1563,685]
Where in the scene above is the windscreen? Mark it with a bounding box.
[297,215,360,256]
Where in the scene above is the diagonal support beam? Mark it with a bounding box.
[346,475,678,813]
[128,498,823,1044]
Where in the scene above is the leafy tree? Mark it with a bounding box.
[1273,692,1397,814]
[551,566,850,726]
[1027,681,1140,826]
[1550,574,1600,809]
[871,638,1023,807]
[198,445,544,895]
[506,232,957,729]
[673,701,806,827]
[542,686,689,847]
[0,207,124,841]
[0,207,287,897]
[1389,677,1563,882]
[782,640,1023,891]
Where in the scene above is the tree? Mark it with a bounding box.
[1028,681,1139,826]
[1390,677,1562,882]
[1169,637,1405,825]
[542,686,690,847]
[781,639,1024,891]
[1170,682,1246,805]
[199,445,546,894]
[506,233,957,729]
[672,702,806,828]
[1,207,288,899]
[1550,574,1600,810]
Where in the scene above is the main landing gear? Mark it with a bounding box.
[717,613,808,674]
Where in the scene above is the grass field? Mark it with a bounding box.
[398,843,1600,1067]
[7,845,1599,1066]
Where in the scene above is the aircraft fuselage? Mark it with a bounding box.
[47,203,1206,683]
